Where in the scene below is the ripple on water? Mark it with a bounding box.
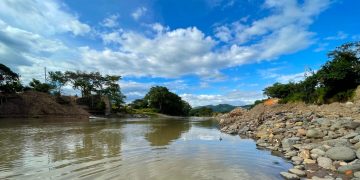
[0,118,291,180]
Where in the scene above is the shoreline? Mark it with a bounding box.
[218,102,360,180]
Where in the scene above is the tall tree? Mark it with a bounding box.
[0,64,23,93]
[48,71,68,95]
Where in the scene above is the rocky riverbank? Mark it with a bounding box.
[218,102,360,180]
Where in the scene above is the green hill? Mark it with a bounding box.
[201,104,238,113]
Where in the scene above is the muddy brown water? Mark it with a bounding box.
[0,117,292,179]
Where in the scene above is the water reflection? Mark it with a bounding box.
[0,117,292,180]
[145,119,190,146]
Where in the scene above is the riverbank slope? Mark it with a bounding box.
[0,91,89,118]
[218,101,360,179]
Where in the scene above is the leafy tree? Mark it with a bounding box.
[130,99,148,109]
[102,75,125,110]
[0,64,23,93]
[144,86,191,116]
[28,79,54,93]
[262,41,360,104]
[48,71,68,95]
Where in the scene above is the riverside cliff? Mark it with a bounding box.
[218,100,360,180]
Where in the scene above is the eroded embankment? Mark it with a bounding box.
[0,91,89,118]
[218,102,360,180]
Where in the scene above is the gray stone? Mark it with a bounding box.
[355,171,360,178]
[326,146,356,161]
[282,137,300,149]
[306,129,324,138]
[341,132,358,139]
[311,148,325,156]
[321,138,352,147]
[288,168,306,177]
[337,161,360,173]
[355,142,360,149]
[280,172,300,180]
[356,148,360,159]
[291,156,303,162]
[317,157,332,169]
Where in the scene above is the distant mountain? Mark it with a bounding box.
[200,104,239,113]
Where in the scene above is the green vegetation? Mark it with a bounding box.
[264,41,360,104]
[189,107,213,117]
[0,64,126,113]
[0,64,23,93]
[203,104,238,113]
[130,86,191,116]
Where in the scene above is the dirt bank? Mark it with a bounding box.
[0,91,89,118]
[218,102,360,180]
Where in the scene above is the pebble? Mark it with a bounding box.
[288,168,306,177]
[280,172,300,180]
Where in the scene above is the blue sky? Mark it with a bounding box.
[0,0,359,106]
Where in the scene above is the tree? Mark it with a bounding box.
[28,79,54,93]
[143,86,191,116]
[130,99,148,109]
[102,75,125,110]
[48,71,68,95]
[0,64,23,93]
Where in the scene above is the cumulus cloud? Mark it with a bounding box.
[131,7,147,20]
[0,0,90,36]
[181,90,264,107]
[101,14,120,28]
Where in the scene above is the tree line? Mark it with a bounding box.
[0,67,125,111]
[264,41,360,104]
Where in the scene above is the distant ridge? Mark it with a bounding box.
[196,104,239,113]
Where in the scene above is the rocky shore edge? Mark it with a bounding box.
[218,102,360,180]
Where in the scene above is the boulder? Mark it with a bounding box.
[326,147,356,161]
[356,148,360,159]
[311,148,325,156]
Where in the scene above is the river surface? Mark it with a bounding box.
[0,117,291,180]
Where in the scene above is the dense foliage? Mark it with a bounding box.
[0,64,23,93]
[130,86,191,116]
[264,42,360,104]
[189,107,213,117]
[203,104,237,113]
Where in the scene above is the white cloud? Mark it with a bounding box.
[101,14,120,28]
[214,0,329,45]
[131,7,147,20]
[0,0,90,36]
[325,31,348,40]
[181,90,264,107]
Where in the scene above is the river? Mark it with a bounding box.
[0,117,291,179]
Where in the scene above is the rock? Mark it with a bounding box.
[317,157,332,169]
[298,149,310,159]
[297,128,306,136]
[355,142,360,149]
[285,151,298,157]
[341,132,358,139]
[288,168,306,177]
[291,156,303,162]
[356,148,360,159]
[282,137,300,149]
[326,147,356,161]
[337,161,360,173]
[280,172,300,180]
[311,148,325,156]
[304,159,316,164]
[321,138,352,147]
[306,129,324,138]
[294,122,303,126]
[311,176,334,180]
[355,171,360,178]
